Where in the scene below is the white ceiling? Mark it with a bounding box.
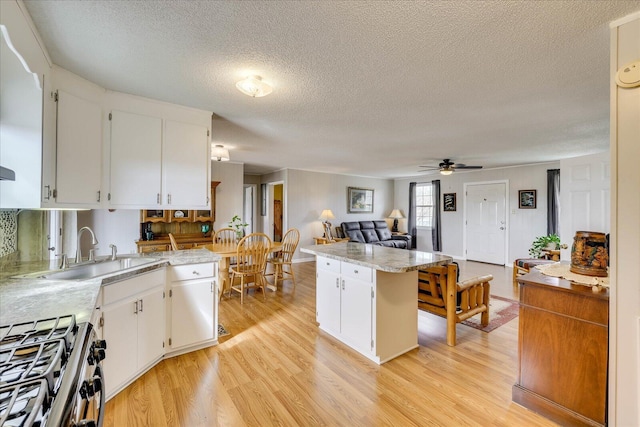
[23,1,640,178]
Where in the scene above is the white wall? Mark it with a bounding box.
[77,209,140,256]
[285,169,394,260]
[211,161,244,230]
[394,163,556,262]
[610,11,640,426]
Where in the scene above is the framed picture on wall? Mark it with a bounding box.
[347,187,374,213]
[443,193,456,212]
[519,189,537,209]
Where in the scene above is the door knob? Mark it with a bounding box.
[500,227,505,230]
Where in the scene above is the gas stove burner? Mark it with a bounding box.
[0,339,66,394]
[0,316,105,427]
[0,315,77,353]
[0,379,50,426]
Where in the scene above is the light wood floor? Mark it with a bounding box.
[104,260,557,427]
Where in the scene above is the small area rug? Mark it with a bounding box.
[461,295,519,332]
[218,324,230,337]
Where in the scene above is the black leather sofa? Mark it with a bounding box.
[341,220,411,249]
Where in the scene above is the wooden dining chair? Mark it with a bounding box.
[168,233,179,251]
[214,227,237,244]
[229,233,272,304]
[266,228,300,290]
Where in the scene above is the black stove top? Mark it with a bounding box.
[0,315,78,426]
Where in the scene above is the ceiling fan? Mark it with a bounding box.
[419,159,483,175]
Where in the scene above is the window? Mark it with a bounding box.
[416,183,433,227]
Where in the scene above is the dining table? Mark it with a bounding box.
[202,241,283,299]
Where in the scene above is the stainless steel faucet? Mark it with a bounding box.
[76,226,98,263]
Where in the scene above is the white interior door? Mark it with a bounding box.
[465,182,507,265]
[559,153,610,260]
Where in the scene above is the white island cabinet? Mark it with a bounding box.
[304,243,452,364]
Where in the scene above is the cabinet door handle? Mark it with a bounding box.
[134,300,138,314]
[167,194,172,204]
[157,193,161,204]
[210,282,214,293]
[342,280,345,290]
[44,185,51,200]
[97,190,101,202]
[139,298,144,312]
[336,278,339,288]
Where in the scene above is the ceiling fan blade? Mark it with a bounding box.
[455,165,483,169]
[418,165,440,169]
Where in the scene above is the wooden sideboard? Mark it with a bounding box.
[513,269,609,427]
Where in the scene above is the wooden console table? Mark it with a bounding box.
[513,269,609,426]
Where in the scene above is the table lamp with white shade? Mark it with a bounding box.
[388,209,404,232]
[319,209,336,240]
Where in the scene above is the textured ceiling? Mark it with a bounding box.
[23,1,640,178]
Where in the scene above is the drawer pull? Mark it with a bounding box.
[192,271,200,275]
[354,270,359,274]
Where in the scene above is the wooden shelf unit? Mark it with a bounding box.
[137,182,219,253]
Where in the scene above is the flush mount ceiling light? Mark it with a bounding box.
[211,144,230,161]
[235,75,272,98]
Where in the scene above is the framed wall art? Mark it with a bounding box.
[443,193,456,212]
[347,187,374,213]
[519,189,537,209]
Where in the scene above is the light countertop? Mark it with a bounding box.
[0,248,220,326]
[300,242,452,273]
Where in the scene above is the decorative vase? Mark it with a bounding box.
[570,231,608,277]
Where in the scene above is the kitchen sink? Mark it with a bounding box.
[27,257,160,281]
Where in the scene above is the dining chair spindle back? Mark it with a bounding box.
[230,233,272,304]
[214,228,237,244]
[267,228,300,290]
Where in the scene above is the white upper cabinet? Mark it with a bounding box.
[54,90,103,206]
[0,0,51,209]
[107,92,211,209]
[109,110,163,206]
[162,120,210,207]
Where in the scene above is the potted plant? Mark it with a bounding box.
[229,215,248,239]
[528,234,562,258]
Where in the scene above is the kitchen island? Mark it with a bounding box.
[301,242,452,364]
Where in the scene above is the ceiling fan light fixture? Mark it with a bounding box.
[211,144,230,161]
[440,168,453,175]
[235,75,272,97]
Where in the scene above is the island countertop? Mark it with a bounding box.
[300,242,452,272]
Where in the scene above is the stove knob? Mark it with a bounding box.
[77,421,97,427]
[79,380,89,399]
[91,376,103,393]
[93,348,106,363]
[94,339,107,349]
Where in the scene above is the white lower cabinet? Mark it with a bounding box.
[101,269,165,399]
[315,256,418,364]
[316,257,373,357]
[167,262,218,355]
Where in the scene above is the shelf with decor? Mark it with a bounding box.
[136,182,219,252]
